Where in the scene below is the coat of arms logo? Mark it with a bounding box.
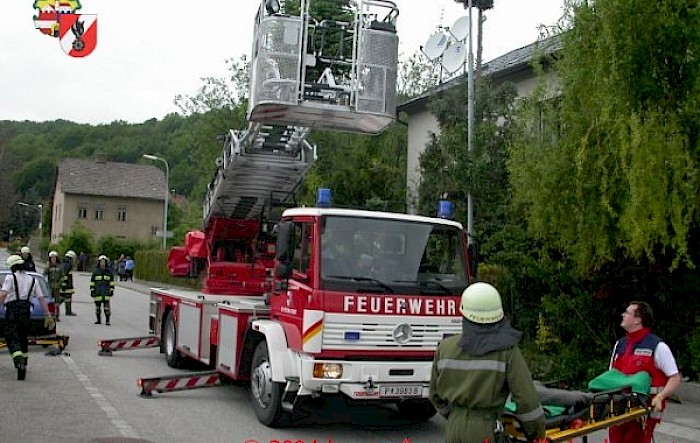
[32,1,98,57]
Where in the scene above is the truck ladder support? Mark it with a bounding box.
[137,370,221,397]
[97,335,160,356]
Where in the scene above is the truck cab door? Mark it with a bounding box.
[272,220,315,349]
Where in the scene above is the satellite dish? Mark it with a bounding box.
[450,16,470,41]
[422,32,448,61]
[441,41,467,74]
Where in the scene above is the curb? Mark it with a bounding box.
[677,381,700,404]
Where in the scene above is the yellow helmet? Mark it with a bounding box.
[65,250,78,260]
[21,246,30,254]
[6,255,25,269]
[459,282,504,324]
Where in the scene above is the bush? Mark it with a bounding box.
[52,225,94,257]
[134,249,200,289]
[687,320,700,380]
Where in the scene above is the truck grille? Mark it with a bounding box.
[322,313,461,350]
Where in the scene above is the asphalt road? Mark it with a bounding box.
[1,262,699,443]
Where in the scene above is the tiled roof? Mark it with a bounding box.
[398,35,561,112]
[57,158,165,200]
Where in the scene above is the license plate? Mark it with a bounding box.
[379,385,422,397]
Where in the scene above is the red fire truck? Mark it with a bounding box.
[108,0,474,428]
[148,201,472,426]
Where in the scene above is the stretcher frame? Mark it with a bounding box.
[0,333,70,352]
[501,386,651,443]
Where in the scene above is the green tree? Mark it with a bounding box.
[397,52,441,101]
[418,78,518,260]
[508,0,700,379]
[510,0,700,272]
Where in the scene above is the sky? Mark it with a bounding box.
[0,0,566,125]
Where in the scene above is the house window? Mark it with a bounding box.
[78,203,88,219]
[95,204,105,220]
[117,205,127,222]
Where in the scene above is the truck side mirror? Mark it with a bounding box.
[275,221,294,279]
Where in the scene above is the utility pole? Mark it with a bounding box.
[142,154,170,250]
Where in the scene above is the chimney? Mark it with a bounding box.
[95,153,108,164]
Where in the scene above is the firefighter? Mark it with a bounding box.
[0,255,54,380]
[60,250,78,316]
[44,250,64,321]
[90,255,114,325]
[20,245,37,272]
[429,282,546,443]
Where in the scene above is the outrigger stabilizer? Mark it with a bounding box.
[137,371,222,397]
[97,335,160,356]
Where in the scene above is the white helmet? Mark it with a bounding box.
[49,250,59,258]
[65,250,77,260]
[21,246,30,254]
[459,282,504,324]
[6,255,25,269]
[98,255,108,262]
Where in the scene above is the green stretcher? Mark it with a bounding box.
[500,370,652,443]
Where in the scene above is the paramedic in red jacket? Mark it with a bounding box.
[608,301,681,443]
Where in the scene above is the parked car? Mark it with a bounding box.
[0,270,57,338]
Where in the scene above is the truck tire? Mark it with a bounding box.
[250,341,286,427]
[396,399,437,422]
[163,311,186,368]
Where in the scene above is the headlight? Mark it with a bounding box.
[313,363,343,379]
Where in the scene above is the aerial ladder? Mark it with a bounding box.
[166,0,400,295]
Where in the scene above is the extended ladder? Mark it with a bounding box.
[202,122,316,226]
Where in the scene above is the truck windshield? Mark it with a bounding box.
[320,216,468,294]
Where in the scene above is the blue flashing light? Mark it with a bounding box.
[344,331,360,341]
[317,188,332,208]
[437,200,454,219]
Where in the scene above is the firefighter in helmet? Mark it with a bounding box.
[90,255,115,325]
[20,245,37,272]
[60,250,78,316]
[0,255,54,380]
[429,282,546,443]
[44,250,64,321]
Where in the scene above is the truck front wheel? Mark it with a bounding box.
[163,311,186,368]
[250,341,286,427]
[396,399,437,422]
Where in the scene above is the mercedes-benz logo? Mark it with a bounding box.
[392,323,413,344]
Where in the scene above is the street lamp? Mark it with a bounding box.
[18,202,43,255]
[142,154,169,250]
[455,0,476,244]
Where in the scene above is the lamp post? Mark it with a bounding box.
[454,0,475,244]
[18,202,43,255]
[142,154,169,250]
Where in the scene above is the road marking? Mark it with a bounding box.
[62,354,140,439]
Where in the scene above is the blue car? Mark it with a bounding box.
[0,270,57,337]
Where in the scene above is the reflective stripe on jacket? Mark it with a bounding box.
[90,268,115,298]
